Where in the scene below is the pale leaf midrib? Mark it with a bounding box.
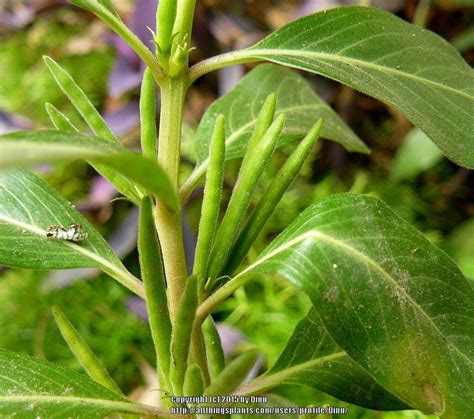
[248,48,473,101]
[0,214,124,282]
[234,351,346,396]
[238,229,473,366]
[0,395,164,416]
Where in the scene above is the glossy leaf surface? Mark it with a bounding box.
[0,130,178,210]
[0,349,163,418]
[244,7,474,168]
[238,308,408,410]
[240,194,474,417]
[0,169,144,297]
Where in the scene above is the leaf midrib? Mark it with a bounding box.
[0,214,133,288]
[234,351,346,396]
[0,395,164,416]
[239,229,473,366]
[248,48,473,101]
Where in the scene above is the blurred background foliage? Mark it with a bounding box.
[0,0,472,416]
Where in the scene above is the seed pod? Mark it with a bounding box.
[45,103,78,132]
[138,196,172,386]
[225,118,324,275]
[244,93,276,160]
[156,0,177,54]
[207,114,286,281]
[170,275,199,394]
[183,364,205,397]
[52,306,122,395]
[204,351,258,396]
[202,317,226,381]
[140,68,158,160]
[193,115,226,282]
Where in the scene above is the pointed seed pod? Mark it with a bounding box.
[170,275,199,394]
[193,114,226,282]
[140,68,158,160]
[183,363,205,397]
[225,118,324,275]
[207,114,286,281]
[138,196,172,385]
[204,351,258,396]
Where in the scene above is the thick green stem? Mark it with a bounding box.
[155,76,211,387]
[155,78,188,321]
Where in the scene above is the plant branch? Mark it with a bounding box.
[188,50,261,83]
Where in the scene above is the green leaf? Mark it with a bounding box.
[238,308,408,410]
[0,168,144,297]
[391,128,444,181]
[182,64,367,198]
[249,7,474,168]
[0,349,164,418]
[0,130,178,210]
[196,64,367,162]
[238,194,474,417]
[193,7,474,168]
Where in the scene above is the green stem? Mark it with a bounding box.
[196,272,254,328]
[155,77,188,321]
[189,50,261,83]
[155,75,211,387]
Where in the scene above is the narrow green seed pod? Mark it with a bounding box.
[45,103,78,132]
[43,56,117,143]
[140,68,158,160]
[52,306,122,395]
[245,93,276,158]
[138,196,172,386]
[207,114,286,281]
[183,364,205,396]
[224,118,324,275]
[193,115,226,282]
[156,0,177,53]
[202,317,225,380]
[204,351,257,396]
[170,275,199,394]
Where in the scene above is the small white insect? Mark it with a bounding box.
[46,223,88,242]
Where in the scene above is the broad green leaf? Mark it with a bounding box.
[0,130,178,210]
[238,194,474,417]
[0,349,164,418]
[391,128,444,181]
[238,308,408,411]
[0,168,144,297]
[196,64,368,162]
[182,64,368,198]
[193,7,474,168]
[444,218,474,279]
